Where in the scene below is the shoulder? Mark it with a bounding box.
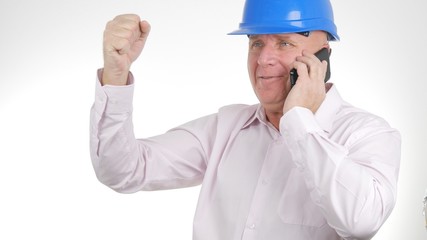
[216,104,259,128]
[337,102,392,130]
[219,104,258,114]
[324,86,400,145]
[218,104,258,120]
[327,85,395,132]
[333,101,401,147]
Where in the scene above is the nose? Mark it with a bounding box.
[257,45,279,67]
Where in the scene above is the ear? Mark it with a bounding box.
[322,42,331,52]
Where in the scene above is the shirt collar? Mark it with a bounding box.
[241,104,264,129]
[241,83,344,133]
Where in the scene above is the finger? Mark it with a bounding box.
[113,14,141,25]
[115,38,131,55]
[319,60,328,82]
[104,28,134,54]
[297,51,321,69]
[297,51,325,82]
[309,58,327,83]
[113,19,141,36]
[105,27,135,40]
[292,61,309,81]
[106,16,139,33]
[130,20,151,50]
[107,21,142,43]
[104,20,144,55]
[139,20,151,39]
[104,36,130,55]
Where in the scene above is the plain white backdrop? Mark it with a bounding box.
[0,0,426,239]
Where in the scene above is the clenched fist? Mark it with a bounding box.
[102,14,151,86]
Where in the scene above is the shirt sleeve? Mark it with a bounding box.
[280,107,401,239]
[90,69,212,193]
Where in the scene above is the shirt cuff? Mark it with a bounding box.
[279,107,324,172]
[280,107,323,141]
[95,68,135,114]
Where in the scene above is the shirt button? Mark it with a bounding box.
[248,223,256,229]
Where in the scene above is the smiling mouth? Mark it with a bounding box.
[258,76,284,80]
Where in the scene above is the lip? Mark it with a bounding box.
[257,75,284,80]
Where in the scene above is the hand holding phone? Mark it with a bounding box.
[290,48,331,87]
[283,48,331,114]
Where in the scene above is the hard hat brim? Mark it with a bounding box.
[228,19,340,41]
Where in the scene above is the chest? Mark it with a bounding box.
[210,122,330,237]
[217,123,294,196]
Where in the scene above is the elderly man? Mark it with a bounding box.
[90,0,401,239]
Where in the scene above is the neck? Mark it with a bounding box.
[265,110,283,130]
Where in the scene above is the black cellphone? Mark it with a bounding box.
[290,48,331,87]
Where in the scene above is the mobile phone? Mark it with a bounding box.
[290,48,331,87]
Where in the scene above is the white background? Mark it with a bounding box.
[0,0,426,239]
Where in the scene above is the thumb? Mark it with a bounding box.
[139,20,151,39]
[136,20,151,48]
[127,20,151,62]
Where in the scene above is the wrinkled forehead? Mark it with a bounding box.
[248,31,329,42]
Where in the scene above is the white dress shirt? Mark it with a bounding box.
[90,71,401,240]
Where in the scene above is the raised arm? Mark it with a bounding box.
[90,15,210,193]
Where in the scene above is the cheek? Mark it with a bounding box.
[247,53,256,70]
[247,56,257,83]
[278,56,294,72]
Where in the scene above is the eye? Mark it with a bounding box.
[279,41,291,47]
[250,40,263,49]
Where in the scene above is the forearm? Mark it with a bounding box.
[297,134,398,239]
[281,107,401,239]
[90,70,209,192]
[90,70,142,192]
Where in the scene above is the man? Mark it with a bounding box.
[90,0,401,239]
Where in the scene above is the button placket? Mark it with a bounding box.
[242,141,279,239]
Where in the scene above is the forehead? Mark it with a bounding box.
[248,33,300,41]
[248,31,327,43]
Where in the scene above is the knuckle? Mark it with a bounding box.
[105,20,115,30]
[115,14,140,24]
[114,14,130,20]
[115,37,130,48]
[130,14,141,22]
[119,28,134,39]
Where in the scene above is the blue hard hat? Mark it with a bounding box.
[228,0,340,41]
